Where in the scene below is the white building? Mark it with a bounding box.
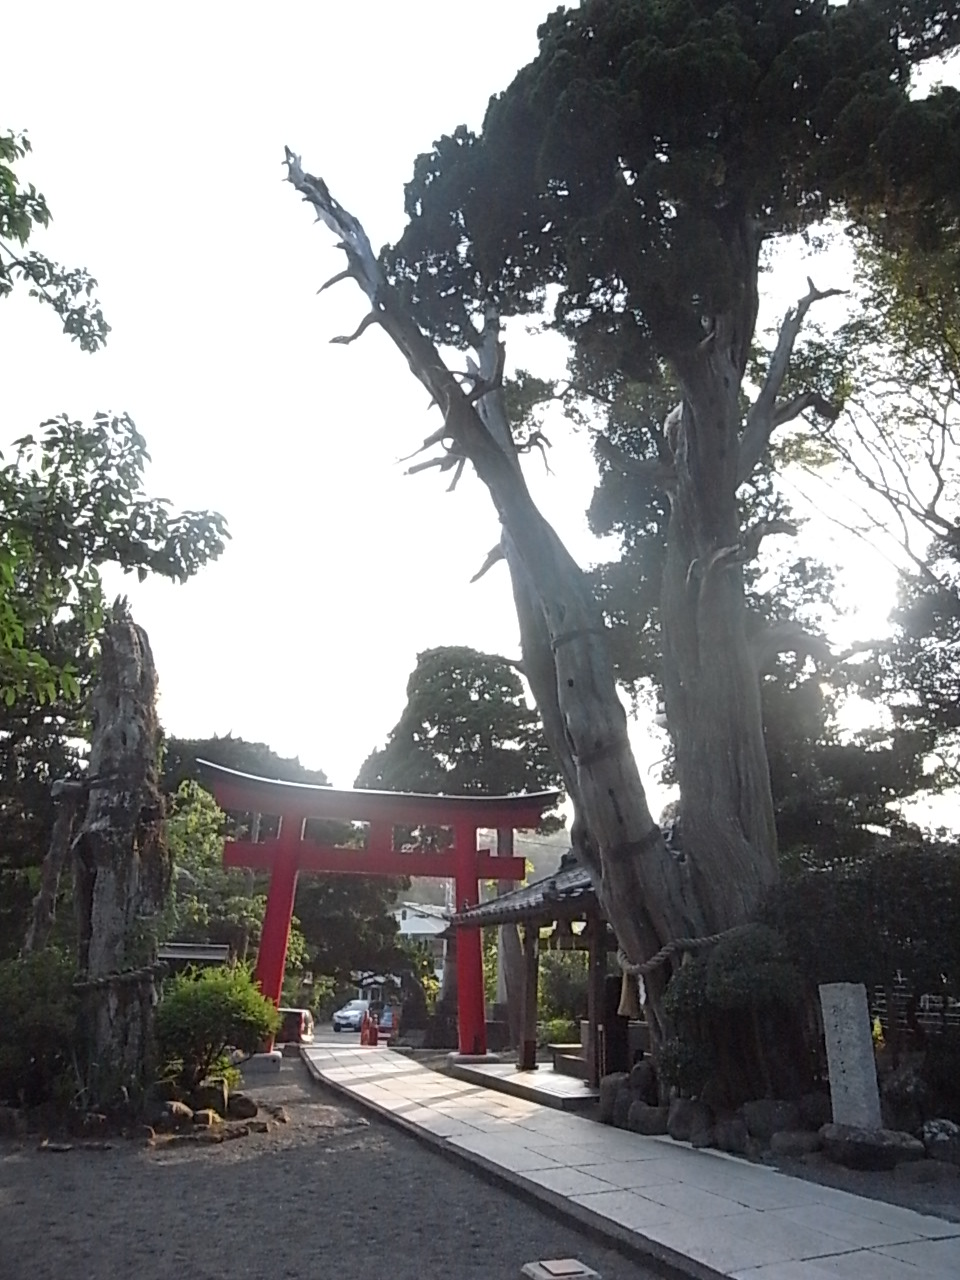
[391,901,449,981]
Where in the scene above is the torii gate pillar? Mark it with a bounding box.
[198,762,558,1058]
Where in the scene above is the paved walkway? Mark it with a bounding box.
[302,1043,960,1280]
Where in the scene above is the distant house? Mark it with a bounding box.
[391,901,449,981]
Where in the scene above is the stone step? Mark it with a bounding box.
[550,1048,590,1080]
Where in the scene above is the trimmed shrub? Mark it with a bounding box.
[0,950,81,1108]
[156,965,279,1089]
[660,925,811,1106]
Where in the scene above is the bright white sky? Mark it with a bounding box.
[1,3,951,805]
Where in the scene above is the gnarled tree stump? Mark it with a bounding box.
[73,606,171,1107]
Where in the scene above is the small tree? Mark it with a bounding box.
[156,966,280,1089]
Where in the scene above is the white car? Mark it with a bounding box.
[332,998,370,1032]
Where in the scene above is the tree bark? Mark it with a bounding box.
[662,303,779,929]
[22,781,83,954]
[282,161,790,1048]
[72,609,171,1107]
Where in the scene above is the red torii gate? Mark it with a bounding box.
[198,760,559,1056]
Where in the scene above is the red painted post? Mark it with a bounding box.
[454,822,487,1056]
[254,813,303,1009]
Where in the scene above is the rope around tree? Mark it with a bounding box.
[617,927,740,978]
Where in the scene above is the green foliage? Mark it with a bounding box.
[704,925,805,1012]
[661,954,710,1025]
[0,950,80,1107]
[388,1,960,370]
[658,1035,716,1098]
[0,414,227,706]
[764,842,960,1000]
[921,1030,960,1122]
[539,950,589,1023]
[661,927,809,1105]
[537,1017,579,1047]
[357,646,563,807]
[155,965,280,1089]
[0,129,109,350]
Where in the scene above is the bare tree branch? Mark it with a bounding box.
[330,311,380,345]
[518,430,554,474]
[741,518,799,561]
[595,434,677,487]
[771,391,840,430]
[471,543,505,583]
[405,451,463,477]
[739,278,846,484]
[317,267,354,295]
[690,518,798,585]
[750,620,833,673]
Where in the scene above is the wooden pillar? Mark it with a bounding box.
[454,822,486,1056]
[586,913,605,1087]
[495,827,523,1047]
[518,921,539,1071]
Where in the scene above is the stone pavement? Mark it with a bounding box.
[301,1043,960,1280]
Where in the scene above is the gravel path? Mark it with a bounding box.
[0,1061,661,1280]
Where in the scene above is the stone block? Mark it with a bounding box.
[921,1118,960,1166]
[769,1129,822,1157]
[192,1108,222,1127]
[820,1122,925,1171]
[667,1097,713,1142]
[226,1091,258,1121]
[158,1100,194,1132]
[742,1099,801,1143]
[626,1101,669,1135]
[612,1086,635,1130]
[240,1050,282,1078]
[819,982,882,1130]
[598,1073,628,1125]
[192,1078,228,1117]
[521,1261,601,1280]
[628,1059,658,1105]
[714,1115,749,1155]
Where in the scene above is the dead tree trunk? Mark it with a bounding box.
[284,155,702,1036]
[22,780,84,954]
[72,607,171,1108]
[282,160,836,1064]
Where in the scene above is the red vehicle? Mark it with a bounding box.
[275,1007,315,1044]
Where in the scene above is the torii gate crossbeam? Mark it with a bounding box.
[198,760,559,1056]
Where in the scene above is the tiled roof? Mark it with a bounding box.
[450,820,682,928]
[451,854,595,927]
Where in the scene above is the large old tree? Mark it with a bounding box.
[285,0,960,1040]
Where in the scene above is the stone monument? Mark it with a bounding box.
[819,981,882,1129]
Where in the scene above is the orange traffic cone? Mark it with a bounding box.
[369,1015,379,1047]
[360,1011,371,1045]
